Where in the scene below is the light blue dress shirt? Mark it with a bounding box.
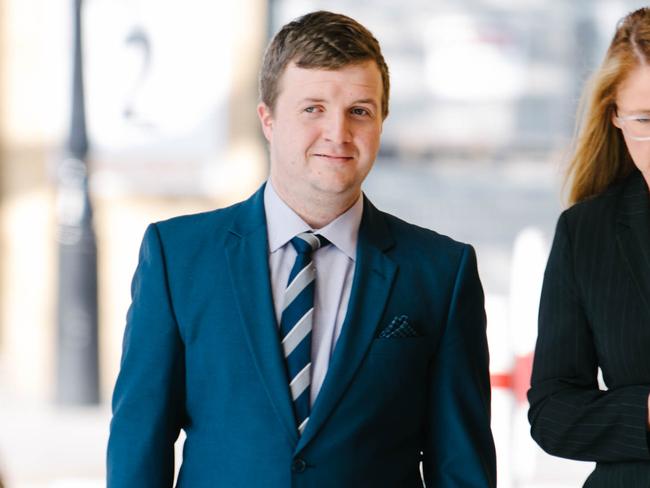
[264,181,362,405]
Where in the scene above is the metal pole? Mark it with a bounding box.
[55,0,99,405]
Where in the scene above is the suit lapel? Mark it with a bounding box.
[616,170,650,317]
[297,197,397,451]
[225,185,299,446]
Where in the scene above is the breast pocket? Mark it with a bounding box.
[357,337,432,409]
[367,336,430,358]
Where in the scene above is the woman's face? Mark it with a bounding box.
[613,65,650,178]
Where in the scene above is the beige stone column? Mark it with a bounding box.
[225,0,269,199]
[0,0,5,354]
[0,0,63,400]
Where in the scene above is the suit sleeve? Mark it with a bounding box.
[528,212,650,462]
[423,244,497,488]
[107,224,185,487]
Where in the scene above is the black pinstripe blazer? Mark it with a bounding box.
[528,169,650,487]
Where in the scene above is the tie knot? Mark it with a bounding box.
[291,232,330,255]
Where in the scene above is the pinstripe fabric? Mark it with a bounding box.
[528,170,650,487]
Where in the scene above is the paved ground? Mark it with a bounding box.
[0,387,108,487]
[0,158,595,487]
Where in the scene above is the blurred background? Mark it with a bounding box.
[0,0,647,486]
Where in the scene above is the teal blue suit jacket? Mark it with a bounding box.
[107,185,496,487]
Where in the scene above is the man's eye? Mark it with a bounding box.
[351,107,369,116]
[304,106,318,113]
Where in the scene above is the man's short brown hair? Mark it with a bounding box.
[259,10,390,119]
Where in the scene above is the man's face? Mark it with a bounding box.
[258,60,384,207]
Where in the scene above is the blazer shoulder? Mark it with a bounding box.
[561,171,635,230]
[149,197,255,255]
[157,200,241,229]
[380,210,471,260]
[563,189,616,219]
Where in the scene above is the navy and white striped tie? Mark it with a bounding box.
[280,231,329,434]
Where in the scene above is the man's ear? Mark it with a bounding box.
[257,102,274,142]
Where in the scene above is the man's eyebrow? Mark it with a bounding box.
[353,98,378,107]
[298,98,379,106]
[299,97,326,104]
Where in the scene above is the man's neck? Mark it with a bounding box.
[270,181,360,229]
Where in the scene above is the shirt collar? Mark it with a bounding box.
[264,180,363,261]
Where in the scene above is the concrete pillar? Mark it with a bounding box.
[0,0,66,400]
[228,0,268,176]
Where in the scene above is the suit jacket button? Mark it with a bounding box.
[291,458,307,473]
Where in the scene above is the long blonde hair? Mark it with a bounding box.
[567,8,650,204]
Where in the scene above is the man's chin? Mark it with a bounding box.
[310,180,357,198]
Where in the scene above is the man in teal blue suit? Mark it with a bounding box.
[107,10,496,487]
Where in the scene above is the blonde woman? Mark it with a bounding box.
[528,8,650,487]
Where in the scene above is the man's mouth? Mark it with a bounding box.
[313,153,354,161]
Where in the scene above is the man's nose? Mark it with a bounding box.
[323,113,352,144]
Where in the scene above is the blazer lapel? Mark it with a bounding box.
[225,185,299,446]
[616,170,650,317]
[297,197,397,451]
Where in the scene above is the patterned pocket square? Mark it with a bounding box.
[378,315,419,338]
